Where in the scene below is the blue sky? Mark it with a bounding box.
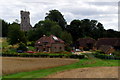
[0,0,119,31]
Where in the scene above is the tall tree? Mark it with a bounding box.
[8,22,27,45]
[28,20,63,41]
[45,9,67,30]
[66,19,106,42]
[66,20,81,42]
[1,19,10,37]
[60,31,73,45]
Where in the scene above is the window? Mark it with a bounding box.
[60,47,62,50]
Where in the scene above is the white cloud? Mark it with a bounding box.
[0,0,119,31]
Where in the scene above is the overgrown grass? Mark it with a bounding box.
[2,58,119,79]
[27,46,36,51]
[1,38,9,48]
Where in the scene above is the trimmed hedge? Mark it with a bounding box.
[2,52,85,59]
[92,52,120,60]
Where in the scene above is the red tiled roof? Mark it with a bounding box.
[35,35,64,45]
[98,45,114,53]
[77,38,96,47]
[95,38,120,48]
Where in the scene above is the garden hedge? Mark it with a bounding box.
[92,52,120,60]
[2,52,85,59]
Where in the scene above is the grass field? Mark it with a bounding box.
[2,57,120,79]
[2,57,79,75]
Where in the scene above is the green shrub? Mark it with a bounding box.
[27,41,35,46]
[17,42,27,51]
[92,51,120,60]
[2,51,85,59]
[65,46,72,52]
[113,51,120,57]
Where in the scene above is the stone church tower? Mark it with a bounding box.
[20,10,32,31]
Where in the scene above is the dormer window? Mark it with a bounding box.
[53,36,58,41]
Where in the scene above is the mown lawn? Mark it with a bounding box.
[2,58,120,79]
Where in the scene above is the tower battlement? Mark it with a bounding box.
[20,10,32,31]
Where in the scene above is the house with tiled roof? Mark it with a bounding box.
[94,38,120,54]
[76,38,96,50]
[35,35,65,52]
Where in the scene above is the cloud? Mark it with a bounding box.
[0,0,119,31]
[87,2,117,6]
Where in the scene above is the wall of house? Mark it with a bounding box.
[51,43,64,52]
[36,45,50,52]
[36,45,43,52]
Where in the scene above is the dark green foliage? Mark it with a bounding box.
[113,51,120,57]
[2,51,85,59]
[28,20,62,41]
[66,20,81,42]
[93,52,120,60]
[27,41,35,46]
[103,29,120,38]
[8,22,27,45]
[29,20,73,47]
[17,42,27,51]
[45,9,67,30]
[60,31,73,45]
[65,46,72,52]
[1,19,10,37]
[69,54,84,59]
[66,19,106,42]
[83,47,90,51]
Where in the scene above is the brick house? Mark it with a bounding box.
[98,45,115,54]
[94,38,120,54]
[35,35,65,52]
[76,38,96,50]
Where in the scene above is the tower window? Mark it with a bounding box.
[24,17,25,19]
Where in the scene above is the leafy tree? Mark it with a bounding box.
[17,42,27,51]
[28,20,62,41]
[45,9,67,30]
[8,22,27,45]
[27,30,39,41]
[60,31,73,51]
[1,19,10,37]
[60,31,73,45]
[113,51,120,57]
[104,29,118,38]
[66,19,106,42]
[50,25,62,37]
[66,20,81,42]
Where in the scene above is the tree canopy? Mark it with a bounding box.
[1,19,10,37]
[8,22,27,45]
[1,9,120,47]
[45,9,67,30]
[66,19,108,42]
[28,20,62,41]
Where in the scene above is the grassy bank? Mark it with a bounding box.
[3,58,119,79]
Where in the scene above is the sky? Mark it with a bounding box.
[0,0,120,31]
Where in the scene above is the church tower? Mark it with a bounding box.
[20,10,32,31]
